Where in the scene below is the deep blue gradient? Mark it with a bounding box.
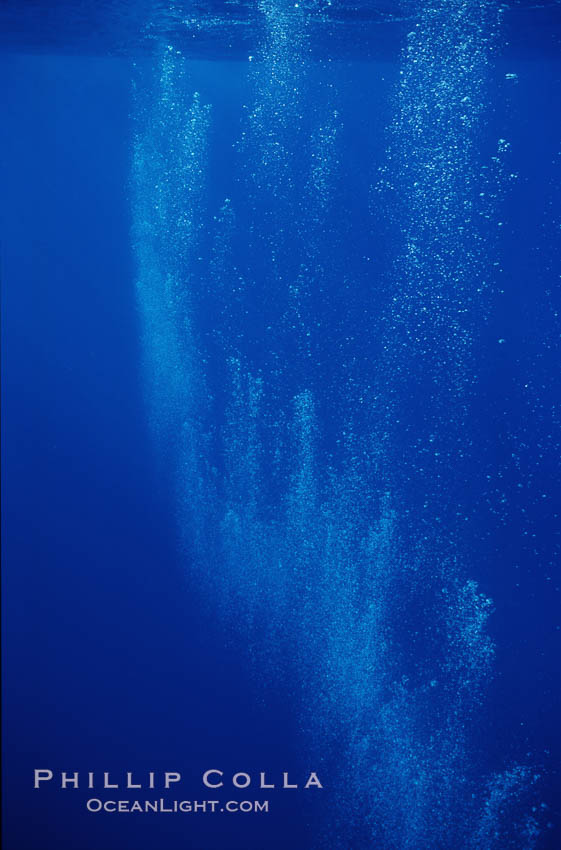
[2,3,561,849]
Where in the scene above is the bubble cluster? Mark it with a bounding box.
[131,4,545,846]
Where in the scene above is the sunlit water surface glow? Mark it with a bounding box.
[1,1,560,57]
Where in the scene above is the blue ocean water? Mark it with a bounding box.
[1,2,560,849]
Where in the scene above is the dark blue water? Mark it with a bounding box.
[2,2,560,848]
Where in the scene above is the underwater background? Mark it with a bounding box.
[1,1,560,848]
